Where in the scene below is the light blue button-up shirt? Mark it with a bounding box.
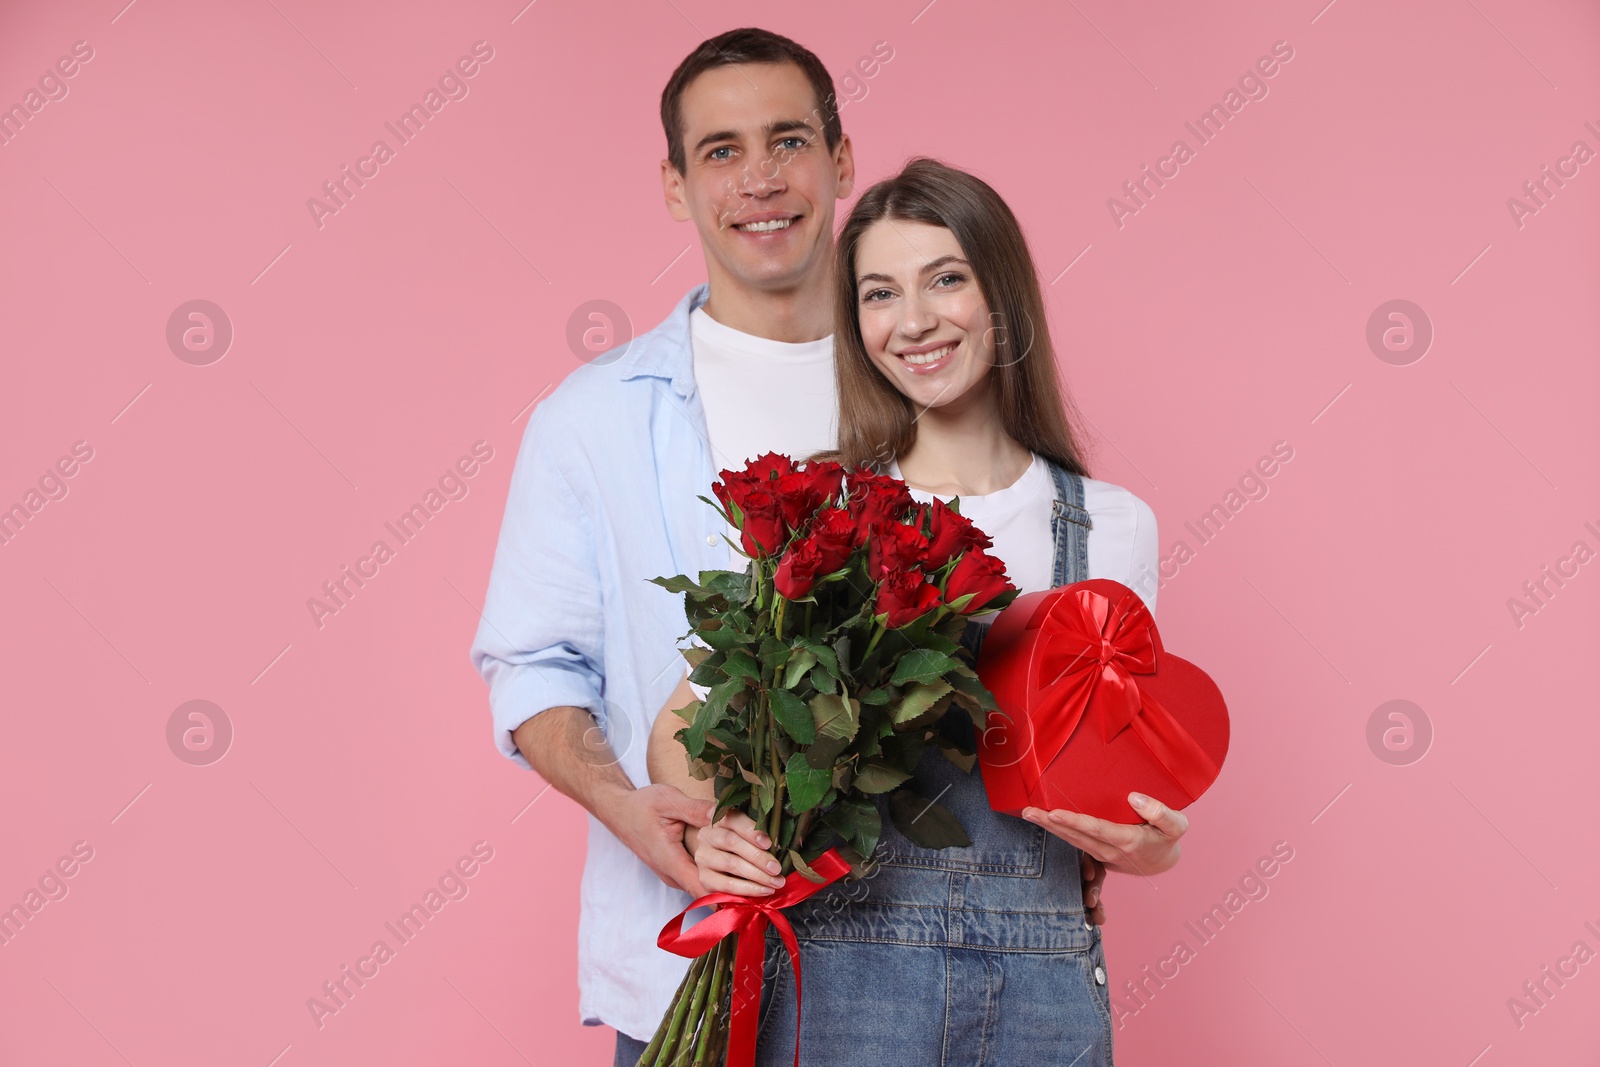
[470,285,727,1040]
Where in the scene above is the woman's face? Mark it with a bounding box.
[853,219,995,414]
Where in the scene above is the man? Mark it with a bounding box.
[469,28,1107,1066]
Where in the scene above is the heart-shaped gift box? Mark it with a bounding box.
[975,579,1229,823]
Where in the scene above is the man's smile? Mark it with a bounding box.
[727,210,801,233]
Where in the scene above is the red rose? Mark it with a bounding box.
[806,460,846,506]
[743,452,797,483]
[867,519,929,582]
[774,467,843,531]
[945,549,1013,613]
[711,469,758,520]
[876,568,943,628]
[921,498,992,570]
[774,536,825,599]
[810,507,858,573]
[737,487,788,558]
[846,468,915,537]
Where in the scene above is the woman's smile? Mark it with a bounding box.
[895,339,960,373]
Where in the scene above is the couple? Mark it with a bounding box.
[470,27,1190,1067]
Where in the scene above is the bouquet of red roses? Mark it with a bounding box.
[636,453,1017,1067]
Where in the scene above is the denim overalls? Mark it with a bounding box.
[753,460,1115,1066]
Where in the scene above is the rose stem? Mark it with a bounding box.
[767,694,786,847]
[649,954,704,1066]
[862,617,887,661]
[672,940,718,1065]
[689,938,732,1066]
[789,808,815,853]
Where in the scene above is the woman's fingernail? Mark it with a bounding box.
[767,860,782,875]
[1129,792,1148,809]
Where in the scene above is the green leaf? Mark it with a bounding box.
[706,570,753,605]
[699,622,747,651]
[856,728,885,760]
[851,762,911,793]
[889,649,960,687]
[700,676,743,728]
[891,680,953,725]
[809,663,837,695]
[697,493,734,525]
[769,688,816,745]
[683,692,726,759]
[810,693,857,742]
[796,638,841,676]
[683,646,713,670]
[916,630,961,655]
[722,650,761,682]
[714,780,750,821]
[805,732,851,770]
[649,574,712,598]
[888,790,972,849]
[784,752,831,813]
[705,726,752,765]
[689,650,727,687]
[945,592,979,613]
[752,777,775,822]
[759,635,789,673]
[782,649,818,690]
[945,666,999,712]
[822,797,881,856]
[681,681,742,755]
[858,687,891,706]
[830,634,852,673]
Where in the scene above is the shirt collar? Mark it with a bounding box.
[617,283,710,398]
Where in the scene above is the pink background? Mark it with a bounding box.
[2,0,1596,1064]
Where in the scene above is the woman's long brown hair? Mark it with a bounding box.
[818,157,1092,479]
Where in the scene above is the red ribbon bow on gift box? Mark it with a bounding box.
[657,848,851,1067]
[1030,586,1220,804]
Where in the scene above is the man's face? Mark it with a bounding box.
[663,62,854,295]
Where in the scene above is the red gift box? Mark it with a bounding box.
[975,579,1229,823]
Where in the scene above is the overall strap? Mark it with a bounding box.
[958,457,1092,665]
[1048,460,1092,587]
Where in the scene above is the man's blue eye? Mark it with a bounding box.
[708,146,732,160]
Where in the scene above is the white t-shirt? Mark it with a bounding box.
[889,452,1160,616]
[691,307,837,569]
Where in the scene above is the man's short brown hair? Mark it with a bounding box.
[659,27,842,174]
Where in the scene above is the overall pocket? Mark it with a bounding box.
[874,720,1048,876]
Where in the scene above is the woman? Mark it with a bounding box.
[651,158,1190,1065]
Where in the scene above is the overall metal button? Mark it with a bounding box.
[1093,966,1106,985]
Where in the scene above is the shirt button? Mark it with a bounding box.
[705,535,717,546]
[1093,966,1106,985]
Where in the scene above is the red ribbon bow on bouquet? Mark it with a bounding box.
[657,848,851,1067]
[1030,586,1220,804]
